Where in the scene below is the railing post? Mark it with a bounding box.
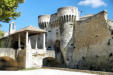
[18,33,21,50]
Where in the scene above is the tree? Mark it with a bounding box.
[0,24,3,38]
[0,0,24,23]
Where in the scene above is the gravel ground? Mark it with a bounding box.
[0,69,96,75]
[0,67,113,75]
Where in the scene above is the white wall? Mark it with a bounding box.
[0,48,15,59]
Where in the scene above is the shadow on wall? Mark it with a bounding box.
[43,57,66,68]
[54,40,65,65]
[0,49,25,70]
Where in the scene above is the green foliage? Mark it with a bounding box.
[0,25,3,38]
[0,30,3,38]
[0,38,5,47]
[0,0,24,23]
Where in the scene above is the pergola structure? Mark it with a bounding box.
[13,26,46,50]
[1,26,47,68]
[4,26,46,49]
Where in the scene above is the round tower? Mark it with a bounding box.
[57,6,79,65]
[38,15,50,29]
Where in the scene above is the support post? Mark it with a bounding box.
[28,38,31,49]
[25,31,32,68]
[43,33,46,51]
[18,34,21,50]
[26,31,29,49]
[8,36,11,48]
[35,35,38,49]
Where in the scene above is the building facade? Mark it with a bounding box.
[38,6,113,71]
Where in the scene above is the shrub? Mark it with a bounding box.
[0,56,18,70]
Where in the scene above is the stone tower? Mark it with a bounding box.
[57,6,79,66]
[38,15,50,29]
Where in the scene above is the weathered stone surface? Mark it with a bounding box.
[71,11,113,71]
[0,56,19,70]
[54,40,65,65]
[17,50,26,69]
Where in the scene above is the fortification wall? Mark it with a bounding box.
[70,11,113,71]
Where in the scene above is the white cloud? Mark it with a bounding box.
[78,0,107,8]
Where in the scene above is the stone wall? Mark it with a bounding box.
[46,50,55,58]
[46,27,60,50]
[70,11,113,71]
[0,48,15,59]
[32,49,55,68]
[17,49,26,68]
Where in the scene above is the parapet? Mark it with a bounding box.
[50,13,58,27]
[50,13,57,22]
[38,15,50,23]
[57,6,79,20]
[38,15,50,29]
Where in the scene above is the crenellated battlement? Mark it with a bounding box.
[38,6,79,29]
[38,15,50,29]
[57,6,79,21]
[50,13,58,27]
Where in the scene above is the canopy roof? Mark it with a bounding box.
[0,26,46,39]
[15,25,46,33]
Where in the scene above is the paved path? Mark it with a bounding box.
[0,69,96,75]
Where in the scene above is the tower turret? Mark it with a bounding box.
[57,6,79,22]
[38,15,50,29]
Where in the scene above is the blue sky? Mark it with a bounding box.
[0,0,113,32]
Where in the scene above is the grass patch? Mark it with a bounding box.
[21,67,38,71]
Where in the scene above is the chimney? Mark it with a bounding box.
[9,22,16,34]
